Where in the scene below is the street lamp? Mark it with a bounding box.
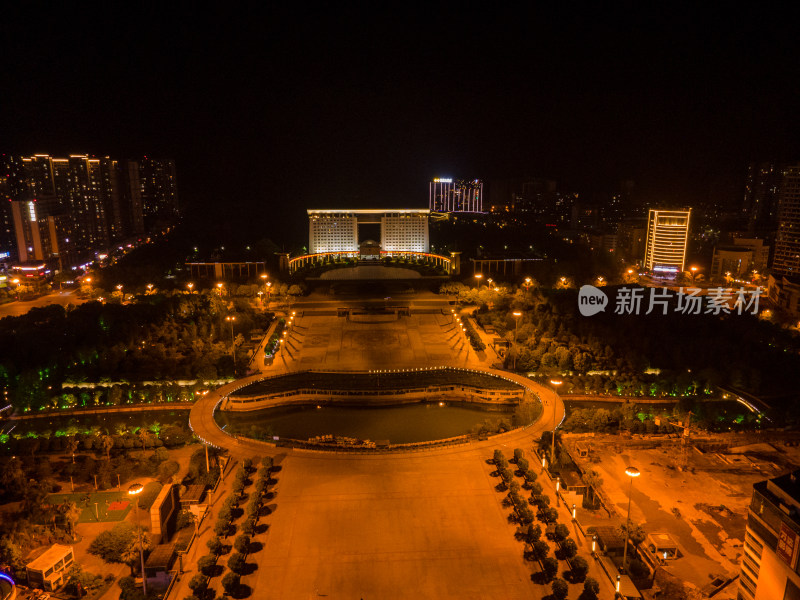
[146,283,154,293]
[226,316,236,366]
[266,281,272,302]
[127,483,147,596]
[217,282,224,296]
[474,273,483,287]
[512,311,522,371]
[622,466,641,572]
[523,276,532,291]
[187,282,194,294]
[549,379,562,471]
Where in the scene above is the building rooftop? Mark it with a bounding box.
[144,543,175,569]
[26,544,72,570]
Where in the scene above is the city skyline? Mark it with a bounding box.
[2,5,800,244]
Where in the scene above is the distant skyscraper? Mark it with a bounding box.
[10,196,73,267]
[0,154,27,259]
[429,178,483,212]
[643,209,691,275]
[743,162,785,234]
[773,164,800,277]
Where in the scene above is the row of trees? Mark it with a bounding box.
[442,281,800,399]
[189,456,275,600]
[2,293,277,412]
[492,448,601,600]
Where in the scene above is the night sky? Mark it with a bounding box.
[3,5,799,244]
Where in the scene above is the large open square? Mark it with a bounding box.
[243,448,541,600]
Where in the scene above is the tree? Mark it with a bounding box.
[551,578,569,600]
[63,501,82,536]
[523,523,542,545]
[582,576,600,600]
[553,523,570,542]
[197,554,216,576]
[582,469,603,507]
[207,536,224,555]
[234,534,251,555]
[227,551,246,574]
[570,555,589,582]
[542,556,559,581]
[120,533,153,575]
[513,448,525,463]
[493,449,505,464]
[88,521,139,563]
[561,538,578,559]
[188,574,207,594]
[222,572,240,595]
[619,522,647,547]
[532,540,550,560]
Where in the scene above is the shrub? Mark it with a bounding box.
[261,456,273,470]
[88,522,137,563]
[551,577,569,600]
[157,460,180,482]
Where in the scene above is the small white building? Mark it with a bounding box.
[26,544,74,591]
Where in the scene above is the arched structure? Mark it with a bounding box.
[288,251,453,274]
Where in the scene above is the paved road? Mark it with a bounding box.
[0,290,87,318]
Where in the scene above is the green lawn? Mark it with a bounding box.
[46,490,133,523]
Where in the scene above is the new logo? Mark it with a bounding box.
[578,285,608,316]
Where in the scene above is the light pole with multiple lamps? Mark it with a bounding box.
[226,316,236,366]
[622,465,641,572]
[127,483,147,596]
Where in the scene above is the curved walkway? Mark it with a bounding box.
[188,366,565,460]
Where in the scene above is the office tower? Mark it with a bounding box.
[429,178,483,212]
[643,209,691,275]
[120,160,145,235]
[743,162,785,234]
[308,209,430,254]
[773,164,800,277]
[738,470,800,599]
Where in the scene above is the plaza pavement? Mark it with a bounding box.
[179,300,622,599]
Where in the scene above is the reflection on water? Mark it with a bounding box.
[215,402,515,444]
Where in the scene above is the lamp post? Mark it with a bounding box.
[187,282,194,294]
[147,283,154,294]
[226,316,236,366]
[549,379,562,471]
[523,276,532,292]
[512,311,522,371]
[622,466,641,572]
[217,282,224,297]
[474,273,483,287]
[127,483,147,596]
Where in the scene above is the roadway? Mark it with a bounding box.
[0,290,87,318]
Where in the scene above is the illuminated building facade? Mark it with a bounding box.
[643,209,691,275]
[429,178,483,212]
[10,197,73,268]
[308,209,430,254]
[773,164,800,277]
[739,470,800,600]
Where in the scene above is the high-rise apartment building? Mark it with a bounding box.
[773,164,800,277]
[643,209,691,275]
[743,162,785,234]
[0,154,27,259]
[4,154,177,269]
[10,197,73,267]
[136,157,179,227]
[308,209,430,254]
[429,178,483,212]
[738,469,800,599]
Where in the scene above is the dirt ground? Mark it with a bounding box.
[564,432,798,596]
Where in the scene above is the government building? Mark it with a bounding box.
[307,209,430,254]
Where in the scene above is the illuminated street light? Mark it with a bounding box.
[523,276,532,291]
[187,282,194,293]
[549,379,562,473]
[147,283,154,293]
[217,282,224,296]
[127,483,147,596]
[512,311,522,371]
[622,466,641,572]
[226,316,236,366]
